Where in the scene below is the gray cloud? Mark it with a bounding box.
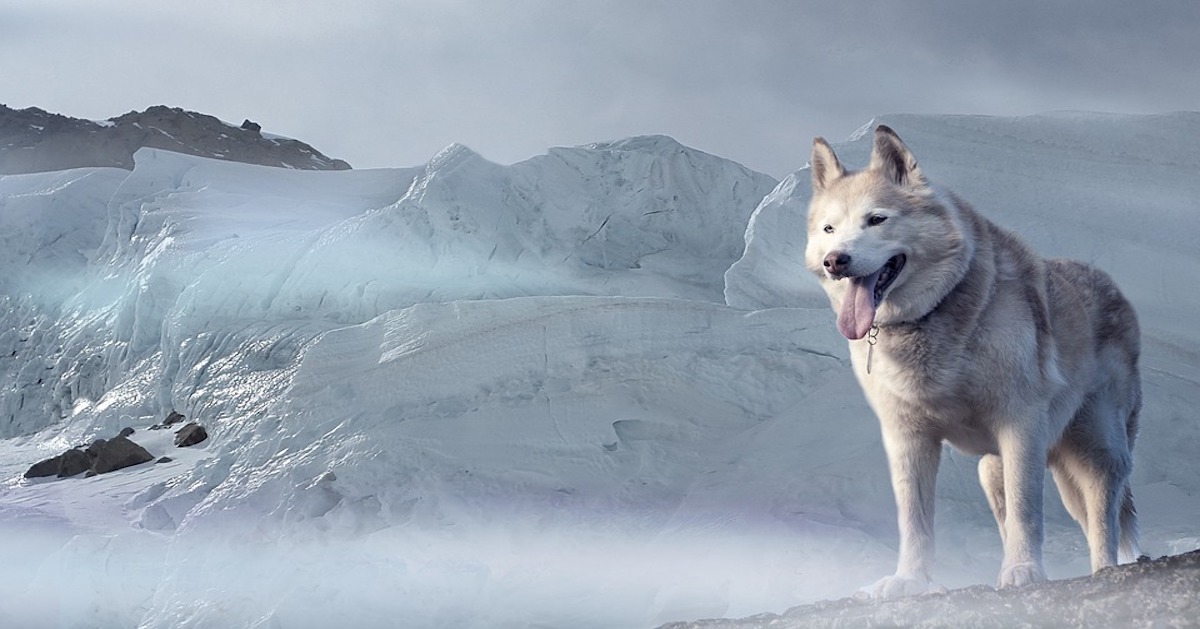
[2,0,1197,177]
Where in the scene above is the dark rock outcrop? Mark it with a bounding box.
[24,434,154,478]
[174,422,208,447]
[86,436,155,474]
[151,411,187,430]
[23,457,61,479]
[1,104,351,175]
[24,447,93,478]
[57,447,92,477]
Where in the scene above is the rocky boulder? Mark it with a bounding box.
[174,423,208,447]
[23,455,66,479]
[24,447,94,478]
[57,448,93,477]
[151,411,187,430]
[24,434,154,478]
[87,436,155,475]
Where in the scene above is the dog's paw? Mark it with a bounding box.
[997,562,1047,588]
[860,573,931,599]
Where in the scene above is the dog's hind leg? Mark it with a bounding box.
[1049,456,1088,536]
[1051,442,1123,571]
[1081,466,1122,571]
[978,454,1007,544]
[1056,395,1130,572]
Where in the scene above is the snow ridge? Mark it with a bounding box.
[0,136,777,438]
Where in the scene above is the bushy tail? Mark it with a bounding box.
[1120,383,1143,563]
[1118,483,1143,563]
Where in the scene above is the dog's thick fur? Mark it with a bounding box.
[805,126,1142,597]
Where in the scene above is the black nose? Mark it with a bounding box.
[824,251,851,276]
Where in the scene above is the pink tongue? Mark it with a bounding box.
[837,270,881,340]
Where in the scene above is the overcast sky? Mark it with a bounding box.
[2,0,1197,178]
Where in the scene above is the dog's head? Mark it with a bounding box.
[805,126,972,340]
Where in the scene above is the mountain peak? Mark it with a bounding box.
[0,104,351,175]
[426,142,487,171]
[582,134,688,154]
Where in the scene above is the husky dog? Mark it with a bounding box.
[805,126,1142,597]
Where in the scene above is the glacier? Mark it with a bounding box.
[2,114,1199,628]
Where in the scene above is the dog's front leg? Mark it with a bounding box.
[996,422,1049,587]
[865,427,941,598]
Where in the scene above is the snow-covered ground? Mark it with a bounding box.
[1,112,1198,628]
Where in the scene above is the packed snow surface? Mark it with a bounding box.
[2,113,1199,628]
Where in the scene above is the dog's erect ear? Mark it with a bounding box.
[870,125,926,188]
[811,137,845,192]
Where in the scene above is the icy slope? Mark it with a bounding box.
[133,298,873,628]
[1,138,775,439]
[0,153,420,438]
[0,135,820,628]
[2,114,1199,628]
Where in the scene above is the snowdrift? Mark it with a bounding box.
[1,113,1198,628]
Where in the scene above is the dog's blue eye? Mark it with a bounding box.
[868,215,888,226]
[823,225,834,234]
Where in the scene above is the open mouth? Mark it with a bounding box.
[873,254,906,305]
[836,253,906,340]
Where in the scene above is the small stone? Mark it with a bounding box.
[156,456,173,464]
[118,427,135,438]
